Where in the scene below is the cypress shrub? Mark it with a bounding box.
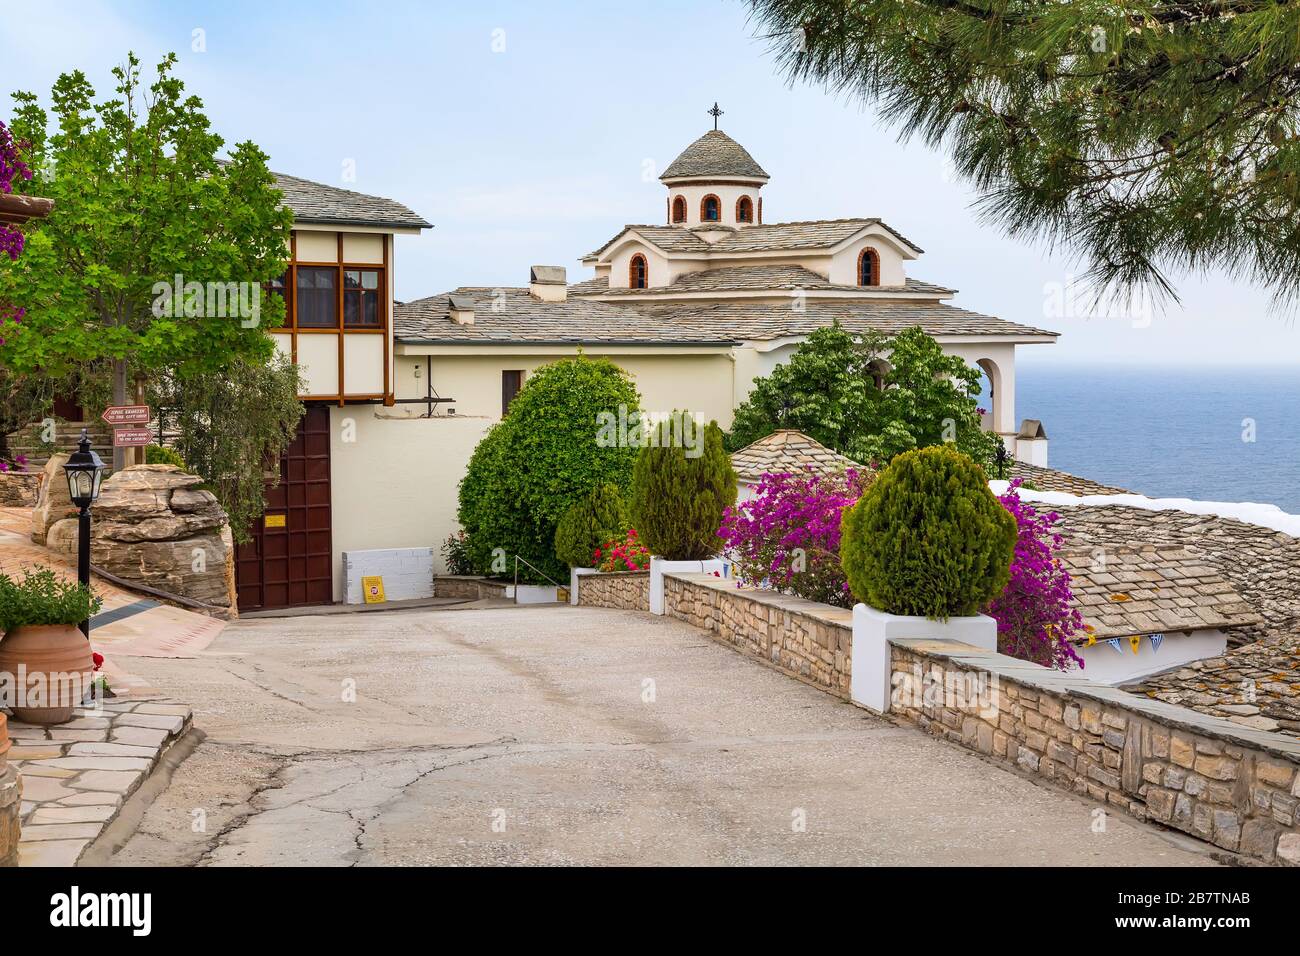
[840,445,1015,619]
[631,418,736,560]
[554,483,629,569]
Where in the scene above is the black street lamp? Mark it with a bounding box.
[63,429,105,638]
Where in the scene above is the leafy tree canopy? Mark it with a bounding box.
[750,0,1300,306]
[726,322,999,467]
[0,52,292,383]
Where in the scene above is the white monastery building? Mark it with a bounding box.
[243,123,1060,611]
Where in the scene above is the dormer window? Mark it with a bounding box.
[701,194,721,222]
[736,196,754,223]
[671,196,687,223]
[629,253,648,289]
[858,248,880,287]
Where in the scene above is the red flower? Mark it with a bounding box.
[92,651,104,672]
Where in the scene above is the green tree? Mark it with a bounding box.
[750,0,1300,305]
[554,483,629,569]
[728,323,999,467]
[150,357,303,543]
[840,446,1016,618]
[631,419,736,560]
[457,355,641,583]
[0,53,293,470]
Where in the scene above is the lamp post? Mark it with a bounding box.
[63,429,105,638]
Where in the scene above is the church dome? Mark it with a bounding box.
[660,130,769,183]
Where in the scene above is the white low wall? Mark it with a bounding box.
[342,547,435,604]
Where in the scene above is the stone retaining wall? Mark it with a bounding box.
[575,571,650,611]
[0,472,41,507]
[432,575,510,601]
[890,640,1300,865]
[0,765,18,867]
[650,572,1300,865]
[662,573,852,699]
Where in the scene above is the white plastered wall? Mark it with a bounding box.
[664,182,763,227]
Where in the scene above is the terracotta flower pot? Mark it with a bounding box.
[0,623,94,725]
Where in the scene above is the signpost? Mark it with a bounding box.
[112,427,152,448]
[101,405,150,426]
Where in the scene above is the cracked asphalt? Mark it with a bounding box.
[101,604,1218,866]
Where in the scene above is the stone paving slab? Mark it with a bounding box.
[5,696,192,866]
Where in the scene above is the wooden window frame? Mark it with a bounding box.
[629,253,649,289]
[501,370,524,417]
[736,195,754,223]
[671,196,687,223]
[858,247,880,287]
[700,194,722,223]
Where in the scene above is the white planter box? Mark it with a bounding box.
[850,604,997,713]
[649,556,730,615]
[506,584,560,604]
[569,567,598,606]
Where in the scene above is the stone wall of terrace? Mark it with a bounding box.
[662,573,852,699]
[626,571,1300,865]
[575,571,650,611]
[889,640,1300,865]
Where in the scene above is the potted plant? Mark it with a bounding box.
[554,483,629,604]
[839,446,1016,712]
[0,568,101,724]
[630,417,736,614]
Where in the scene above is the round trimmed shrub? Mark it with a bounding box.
[631,417,736,560]
[554,483,628,569]
[839,445,1015,619]
[456,355,640,583]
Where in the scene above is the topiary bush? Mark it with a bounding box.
[631,417,736,560]
[840,445,1015,619]
[554,482,628,569]
[456,355,641,583]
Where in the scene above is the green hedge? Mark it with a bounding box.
[457,356,640,583]
[840,445,1015,619]
[554,483,628,569]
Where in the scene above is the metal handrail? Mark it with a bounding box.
[512,554,565,604]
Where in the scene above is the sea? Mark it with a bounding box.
[1008,364,1300,515]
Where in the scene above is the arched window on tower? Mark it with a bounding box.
[858,248,880,287]
[736,196,754,223]
[701,194,721,222]
[629,254,648,289]
[671,196,687,224]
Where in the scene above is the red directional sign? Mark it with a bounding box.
[102,405,151,426]
[112,427,153,448]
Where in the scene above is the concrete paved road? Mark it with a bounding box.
[100,604,1217,866]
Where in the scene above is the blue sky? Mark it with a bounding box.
[4,0,1298,367]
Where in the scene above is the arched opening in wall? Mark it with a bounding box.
[736,195,754,223]
[976,358,1001,433]
[858,248,880,286]
[866,358,892,391]
[701,194,721,222]
[629,254,649,289]
[672,196,687,223]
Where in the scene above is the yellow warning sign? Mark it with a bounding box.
[362,576,386,604]
[264,513,286,528]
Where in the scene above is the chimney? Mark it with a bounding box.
[448,294,475,325]
[529,265,567,302]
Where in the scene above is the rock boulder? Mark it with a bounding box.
[29,454,77,545]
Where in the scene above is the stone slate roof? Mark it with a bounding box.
[660,130,769,181]
[643,300,1057,340]
[730,430,862,482]
[1056,504,1300,737]
[393,288,737,345]
[394,293,1057,344]
[575,264,953,298]
[270,170,431,229]
[1008,461,1130,496]
[1059,546,1260,641]
[583,218,923,260]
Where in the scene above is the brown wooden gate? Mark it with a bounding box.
[236,404,333,611]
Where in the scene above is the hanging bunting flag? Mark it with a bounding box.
[1149,633,1164,653]
[1106,638,1124,654]
[1129,634,1142,655]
